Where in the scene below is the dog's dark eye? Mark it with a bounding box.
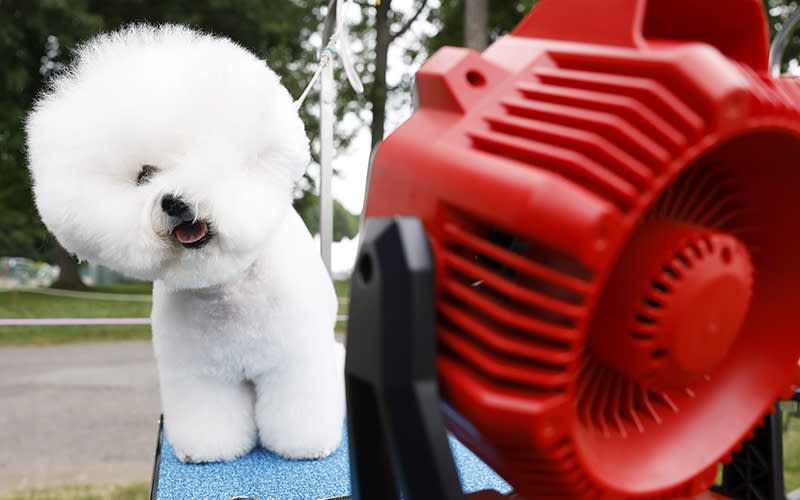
[136,164,158,186]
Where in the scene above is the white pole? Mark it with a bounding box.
[319,61,335,276]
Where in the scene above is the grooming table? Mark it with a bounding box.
[151,421,512,500]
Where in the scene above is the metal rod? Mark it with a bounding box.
[770,6,800,77]
[319,0,338,275]
[320,62,335,275]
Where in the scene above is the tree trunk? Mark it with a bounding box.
[464,0,489,51]
[50,242,87,290]
[370,0,391,151]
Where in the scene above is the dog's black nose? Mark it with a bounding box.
[161,194,193,221]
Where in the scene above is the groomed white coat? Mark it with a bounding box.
[25,24,345,462]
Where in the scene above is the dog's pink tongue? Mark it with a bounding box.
[175,221,207,244]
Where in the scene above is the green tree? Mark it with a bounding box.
[295,191,360,242]
[0,1,105,287]
[423,0,539,55]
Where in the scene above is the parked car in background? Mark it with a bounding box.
[0,257,58,288]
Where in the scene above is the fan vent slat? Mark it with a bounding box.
[443,252,584,319]
[442,222,592,294]
[516,80,687,154]
[439,325,570,391]
[440,302,572,364]
[444,280,578,343]
[501,97,671,169]
[532,66,705,141]
[484,112,653,189]
[470,128,638,212]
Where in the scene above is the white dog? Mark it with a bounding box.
[25,25,345,463]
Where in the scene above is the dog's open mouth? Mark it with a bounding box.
[174,221,211,249]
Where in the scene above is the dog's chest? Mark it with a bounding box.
[152,281,292,376]
[173,285,281,340]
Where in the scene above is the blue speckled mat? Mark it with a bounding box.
[154,422,511,500]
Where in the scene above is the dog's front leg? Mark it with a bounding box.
[159,368,258,463]
[253,343,345,460]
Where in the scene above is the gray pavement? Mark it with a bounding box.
[0,341,161,494]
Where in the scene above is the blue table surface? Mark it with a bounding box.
[155,423,512,500]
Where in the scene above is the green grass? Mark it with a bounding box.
[333,278,350,299]
[0,290,151,317]
[0,323,151,346]
[785,414,800,491]
[0,481,149,500]
[335,278,350,335]
[0,289,152,346]
[90,282,153,294]
[0,279,351,345]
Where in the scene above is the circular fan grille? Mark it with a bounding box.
[582,162,752,417]
[575,160,765,493]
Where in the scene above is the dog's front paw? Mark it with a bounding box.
[257,407,343,461]
[173,446,251,464]
[256,399,344,460]
[163,388,259,463]
[270,441,337,461]
[160,371,260,463]
[169,422,258,464]
[177,452,200,464]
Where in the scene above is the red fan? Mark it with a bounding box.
[352,0,800,498]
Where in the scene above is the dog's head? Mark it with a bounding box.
[26,25,309,289]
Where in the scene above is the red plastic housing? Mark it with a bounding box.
[365,0,800,498]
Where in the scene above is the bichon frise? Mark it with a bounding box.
[25,24,345,463]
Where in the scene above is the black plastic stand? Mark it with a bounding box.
[714,404,786,500]
[345,217,470,500]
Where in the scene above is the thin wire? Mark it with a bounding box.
[296,44,337,109]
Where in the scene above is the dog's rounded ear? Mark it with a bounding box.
[288,137,311,185]
[257,98,311,186]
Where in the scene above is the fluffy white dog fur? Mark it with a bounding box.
[25,25,345,463]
